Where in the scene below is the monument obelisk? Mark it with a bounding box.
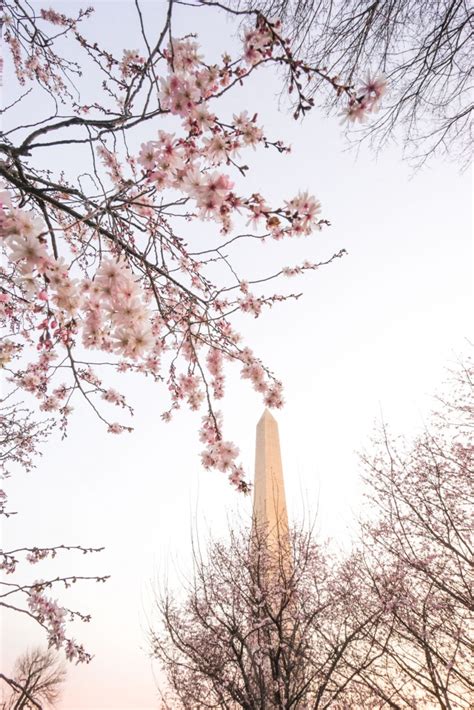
[252,409,290,563]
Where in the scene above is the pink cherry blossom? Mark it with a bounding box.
[1,0,371,659]
[359,74,387,101]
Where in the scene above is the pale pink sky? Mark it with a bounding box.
[1,1,472,708]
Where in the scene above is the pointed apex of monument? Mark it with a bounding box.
[258,408,277,425]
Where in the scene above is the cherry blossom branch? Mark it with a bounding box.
[0,0,386,660]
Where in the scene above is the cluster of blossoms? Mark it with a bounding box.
[243,17,283,65]
[27,586,92,662]
[0,337,18,366]
[239,347,283,408]
[343,74,387,124]
[283,191,322,236]
[135,36,326,238]
[199,412,246,490]
[120,49,145,78]
[28,587,67,647]
[206,348,224,399]
[82,259,153,359]
[0,195,155,401]
[64,638,90,663]
[25,547,51,564]
[1,200,81,328]
[0,553,17,574]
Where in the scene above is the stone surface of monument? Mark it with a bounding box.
[252,409,290,558]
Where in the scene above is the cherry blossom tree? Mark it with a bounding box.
[1,0,387,665]
[0,0,386,492]
[150,524,389,709]
[357,356,474,708]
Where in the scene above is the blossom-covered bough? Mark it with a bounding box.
[0,0,384,667]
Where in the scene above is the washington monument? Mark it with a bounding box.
[252,409,290,561]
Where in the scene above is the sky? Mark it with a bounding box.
[1,1,472,708]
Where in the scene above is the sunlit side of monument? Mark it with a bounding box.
[251,409,292,591]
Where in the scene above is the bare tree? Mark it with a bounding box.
[151,355,473,709]
[2,647,66,710]
[235,0,473,166]
[150,524,390,708]
[358,355,474,708]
